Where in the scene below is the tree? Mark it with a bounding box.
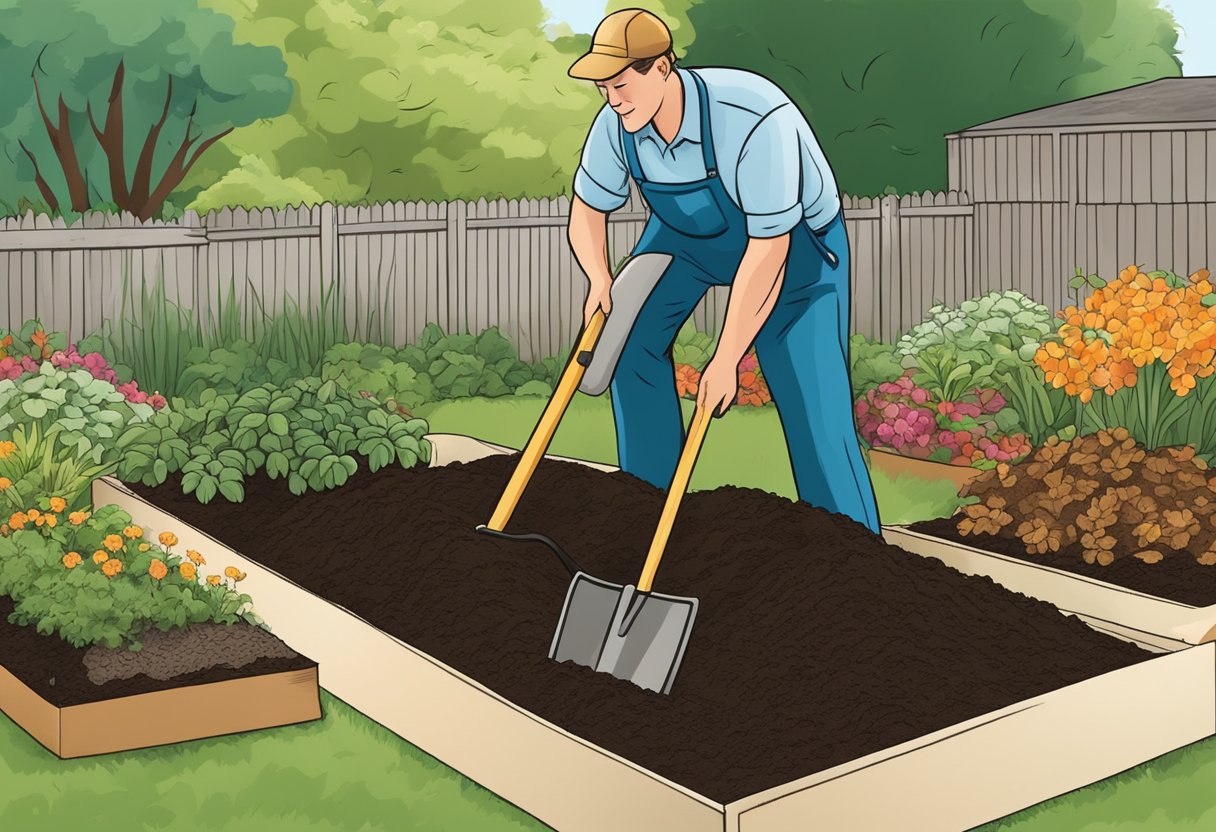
[681,0,1181,195]
[181,0,603,208]
[0,0,292,219]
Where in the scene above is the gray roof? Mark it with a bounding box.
[958,77,1216,134]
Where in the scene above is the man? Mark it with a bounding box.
[566,8,881,534]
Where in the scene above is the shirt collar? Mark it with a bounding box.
[636,67,701,150]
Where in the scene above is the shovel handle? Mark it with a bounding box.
[637,404,712,593]
[485,310,606,531]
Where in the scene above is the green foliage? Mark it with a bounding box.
[0,503,258,650]
[672,320,715,369]
[848,334,904,394]
[684,0,1181,195]
[320,326,557,408]
[116,378,431,502]
[897,291,1056,368]
[0,0,291,218]
[0,363,155,464]
[177,341,299,398]
[0,424,116,513]
[181,0,602,207]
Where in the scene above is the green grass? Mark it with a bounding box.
[0,691,544,832]
[417,394,967,523]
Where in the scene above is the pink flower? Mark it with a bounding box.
[738,352,759,374]
[876,423,895,441]
[149,393,167,410]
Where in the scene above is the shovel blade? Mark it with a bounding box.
[549,572,697,695]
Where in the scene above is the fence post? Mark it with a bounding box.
[319,202,339,288]
[879,194,902,342]
[446,199,467,334]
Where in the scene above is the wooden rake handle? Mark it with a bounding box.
[484,310,607,532]
[637,403,712,593]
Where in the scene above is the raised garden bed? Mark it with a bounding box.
[893,431,1216,646]
[92,436,1215,831]
[866,446,982,493]
[0,594,320,758]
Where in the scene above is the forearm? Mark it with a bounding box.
[714,234,791,365]
[567,196,614,286]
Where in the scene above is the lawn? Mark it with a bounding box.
[3,394,1212,831]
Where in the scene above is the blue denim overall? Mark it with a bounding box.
[613,69,881,533]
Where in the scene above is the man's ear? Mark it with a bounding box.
[658,56,671,78]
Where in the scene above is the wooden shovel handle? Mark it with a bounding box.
[637,404,712,593]
[485,310,606,531]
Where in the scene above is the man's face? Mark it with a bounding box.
[595,58,670,134]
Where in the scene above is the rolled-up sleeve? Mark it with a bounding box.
[573,105,630,213]
[735,104,812,238]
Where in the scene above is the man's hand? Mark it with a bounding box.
[697,354,738,417]
[584,279,612,325]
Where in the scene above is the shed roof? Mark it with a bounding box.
[955,77,1216,134]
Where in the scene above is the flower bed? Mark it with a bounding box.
[0,494,320,757]
[91,441,1216,830]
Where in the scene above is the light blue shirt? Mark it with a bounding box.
[573,66,841,237]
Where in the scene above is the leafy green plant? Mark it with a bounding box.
[992,361,1076,447]
[176,340,300,398]
[897,291,1054,371]
[1068,265,1107,308]
[0,425,116,512]
[0,363,156,464]
[672,320,715,369]
[0,501,259,650]
[848,334,904,394]
[909,345,996,403]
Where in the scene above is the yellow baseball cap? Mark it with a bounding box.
[568,9,673,81]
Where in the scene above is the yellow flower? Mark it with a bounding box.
[93,550,109,564]
[123,525,142,539]
[158,531,178,548]
[62,552,82,569]
[149,559,168,581]
[26,509,40,520]
[206,574,221,586]
[0,440,15,459]
[48,497,66,513]
[179,562,197,581]
[102,534,123,552]
[0,477,10,491]
[138,543,150,552]
[101,559,123,578]
[186,549,205,566]
[68,510,90,525]
[224,566,247,582]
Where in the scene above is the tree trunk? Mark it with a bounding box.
[136,116,231,221]
[17,140,60,213]
[33,76,90,213]
[87,61,130,208]
[127,76,174,213]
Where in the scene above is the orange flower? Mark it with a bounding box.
[62,552,82,569]
[26,509,40,521]
[68,511,89,525]
[206,574,221,586]
[0,477,10,491]
[179,562,197,581]
[224,566,247,582]
[92,550,109,564]
[103,534,123,552]
[149,559,168,580]
[101,558,123,578]
[8,512,27,530]
[158,531,178,548]
[48,497,66,513]
[186,549,205,566]
[0,440,16,459]
[30,329,47,349]
[35,514,56,528]
[673,364,701,398]
[123,525,142,539]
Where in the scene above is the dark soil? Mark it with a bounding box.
[129,455,1149,802]
[0,596,316,708]
[910,515,1216,607]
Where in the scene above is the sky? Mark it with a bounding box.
[543,0,1216,76]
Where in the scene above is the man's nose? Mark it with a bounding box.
[606,89,622,108]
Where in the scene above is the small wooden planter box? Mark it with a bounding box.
[89,436,1216,831]
[0,661,320,759]
[883,524,1216,650]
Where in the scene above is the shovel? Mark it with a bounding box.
[475,252,673,570]
[549,403,710,694]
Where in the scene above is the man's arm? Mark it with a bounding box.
[568,195,616,324]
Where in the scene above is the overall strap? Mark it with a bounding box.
[688,70,717,178]
[620,117,645,183]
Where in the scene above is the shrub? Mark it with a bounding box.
[0,499,259,650]
[897,291,1055,369]
[0,425,115,513]
[1035,265,1216,451]
[115,377,431,502]
[849,334,904,394]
